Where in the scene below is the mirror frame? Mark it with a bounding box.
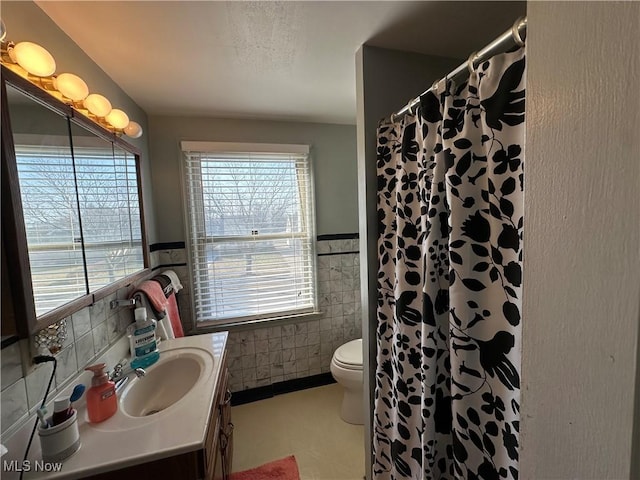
[1,65,151,337]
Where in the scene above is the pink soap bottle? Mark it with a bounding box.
[84,363,117,423]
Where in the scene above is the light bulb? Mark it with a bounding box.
[9,41,56,77]
[105,109,129,129]
[54,73,89,101]
[83,94,112,117]
[123,121,143,138]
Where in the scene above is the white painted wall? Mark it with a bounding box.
[521,2,640,478]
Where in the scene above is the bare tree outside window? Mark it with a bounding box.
[184,149,316,323]
[16,146,143,315]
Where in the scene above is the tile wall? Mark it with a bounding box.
[0,235,362,435]
[0,288,136,435]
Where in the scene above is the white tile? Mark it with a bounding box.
[240,341,255,356]
[270,364,284,377]
[270,375,284,384]
[1,379,28,432]
[281,336,295,349]
[317,256,330,269]
[89,300,107,328]
[330,256,342,269]
[268,337,282,352]
[308,367,321,376]
[267,326,282,339]
[254,340,268,354]
[75,332,95,368]
[295,347,308,360]
[242,379,257,390]
[269,351,282,364]
[92,322,109,354]
[25,362,56,410]
[295,358,309,372]
[256,353,269,366]
[256,365,270,380]
[1,342,23,390]
[317,268,330,282]
[319,318,332,332]
[307,320,320,333]
[330,292,343,305]
[308,332,320,346]
[282,349,294,362]
[316,242,330,254]
[72,308,92,338]
[254,328,269,342]
[309,344,321,357]
[294,323,308,335]
[238,331,255,343]
[255,378,270,388]
[241,355,256,369]
[354,253,361,267]
[54,345,77,388]
[283,373,296,382]
[281,325,294,336]
[294,334,308,348]
[106,314,120,343]
[242,368,257,382]
[283,361,296,375]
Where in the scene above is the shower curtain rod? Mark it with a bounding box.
[392,16,527,120]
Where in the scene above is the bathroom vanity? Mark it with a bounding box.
[15,333,233,480]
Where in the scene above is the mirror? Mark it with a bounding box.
[1,67,149,340]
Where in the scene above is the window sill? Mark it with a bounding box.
[194,311,323,333]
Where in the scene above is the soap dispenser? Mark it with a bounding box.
[128,307,160,369]
[84,363,117,423]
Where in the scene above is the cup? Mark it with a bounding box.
[38,409,81,462]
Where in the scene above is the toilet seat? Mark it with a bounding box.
[333,339,362,369]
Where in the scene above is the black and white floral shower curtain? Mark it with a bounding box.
[374,47,525,479]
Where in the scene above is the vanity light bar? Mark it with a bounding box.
[0,22,143,139]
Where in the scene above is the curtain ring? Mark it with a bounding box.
[511,16,526,47]
[467,51,478,75]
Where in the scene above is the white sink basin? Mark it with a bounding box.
[118,348,211,417]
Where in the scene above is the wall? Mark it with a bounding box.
[521,2,640,478]
[356,45,462,480]
[148,115,357,240]
[0,1,153,436]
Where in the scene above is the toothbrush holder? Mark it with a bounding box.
[38,409,81,463]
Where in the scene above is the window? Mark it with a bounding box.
[15,138,144,316]
[182,142,317,324]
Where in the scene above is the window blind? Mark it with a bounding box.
[182,145,317,323]
[15,144,144,316]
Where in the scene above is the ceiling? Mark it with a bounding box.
[36,1,526,125]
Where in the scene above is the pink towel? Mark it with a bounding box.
[166,292,184,338]
[134,280,168,313]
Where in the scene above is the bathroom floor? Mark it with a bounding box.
[231,383,365,480]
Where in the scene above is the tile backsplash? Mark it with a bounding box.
[0,288,135,435]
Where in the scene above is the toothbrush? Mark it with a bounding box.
[70,384,85,403]
[36,408,48,428]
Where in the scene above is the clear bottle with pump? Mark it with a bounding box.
[84,363,117,423]
[128,307,160,369]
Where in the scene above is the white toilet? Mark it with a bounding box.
[330,338,364,425]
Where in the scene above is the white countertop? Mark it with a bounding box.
[11,333,227,480]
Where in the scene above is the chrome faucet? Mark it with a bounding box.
[110,359,146,393]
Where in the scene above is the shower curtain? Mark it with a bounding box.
[374,47,525,479]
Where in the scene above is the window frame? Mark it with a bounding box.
[1,65,150,336]
[181,141,319,328]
